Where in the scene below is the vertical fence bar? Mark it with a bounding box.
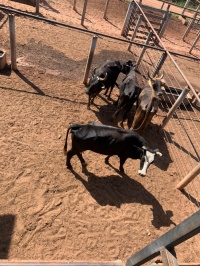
[121,1,135,36]
[189,30,200,53]
[135,31,152,68]
[182,4,200,40]
[151,52,167,77]
[83,36,98,85]
[182,0,191,15]
[81,0,88,26]
[128,15,142,51]
[159,87,190,131]
[103,0,109,20]
[9,14,17,71]
[176,164,200,190]
[159,5,171,39]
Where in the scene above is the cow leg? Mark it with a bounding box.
[105,155,111,164]
[77,152,87,166]
[66,149,76,169]
[121,99,135,128]
[87,96,91,110]
[107,85,114,99]
[119,157,126,173]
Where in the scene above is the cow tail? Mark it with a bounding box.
[63,124,82,156]
[132,104,151,132]
[63,126,72,156]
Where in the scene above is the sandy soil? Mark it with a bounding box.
[0,0,199,264]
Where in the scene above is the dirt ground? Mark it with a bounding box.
[0,0,199,264]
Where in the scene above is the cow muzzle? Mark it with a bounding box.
[138,148,162,176]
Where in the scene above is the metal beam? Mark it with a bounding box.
[126,210,200,266]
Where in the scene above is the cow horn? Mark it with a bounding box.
[147,72,153,80]
[156,151,162,156]
[142,146,147,150]
[98,72,107,81]
[154,149,162,156]
[159,72,164,80]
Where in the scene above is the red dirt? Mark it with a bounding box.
[0,0,199,264]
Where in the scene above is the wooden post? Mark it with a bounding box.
[73,0,77,11]
[9,14,17,71]
[128,15,142,51]
[83,36,98,85]
[159,87,190,131]
[36,0,40,14]
[81,0,88,26]
[103,0,109,20]
[189,30,200,53]
[160,248,179,266]
[176,164,200,190]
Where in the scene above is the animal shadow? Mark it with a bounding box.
[69,167,176,229]
[0,215,15,259]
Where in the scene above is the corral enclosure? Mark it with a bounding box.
[0,0,200,264]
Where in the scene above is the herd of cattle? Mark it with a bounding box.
[64,59,166,176]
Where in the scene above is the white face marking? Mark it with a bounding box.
[138,151,155,176]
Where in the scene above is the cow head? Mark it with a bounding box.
[138,146,162,176]
[86,74,107,109]
[121,60,135,75]
[148,72,165,96]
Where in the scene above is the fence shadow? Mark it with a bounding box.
[0,215,15,259]
[69,167,176,229]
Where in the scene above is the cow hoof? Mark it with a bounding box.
[67,165,72,169]
[82,162,87,166]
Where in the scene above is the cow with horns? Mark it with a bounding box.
[132,72,165,134]
[111,66,141,128]
[86,60,134,110]
[63,122,162,176]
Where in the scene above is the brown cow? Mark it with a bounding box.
[132,73,165,134]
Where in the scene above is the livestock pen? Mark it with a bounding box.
[0,0,199,264]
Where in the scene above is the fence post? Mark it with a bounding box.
[159,87,190,131]
[151,51,167,77]
[83,36,98,85]
[36,0,40,14]
[103,0,109,20]
[9,14,17,71]
[135,31,152,69]
[176,164,200,190]
[81,0,88,26]
[73,0,77,11]
[128,15,142,51]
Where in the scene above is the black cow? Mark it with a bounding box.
[86,60,134,110]
[63,122,162,176]
[112,67,141,128]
